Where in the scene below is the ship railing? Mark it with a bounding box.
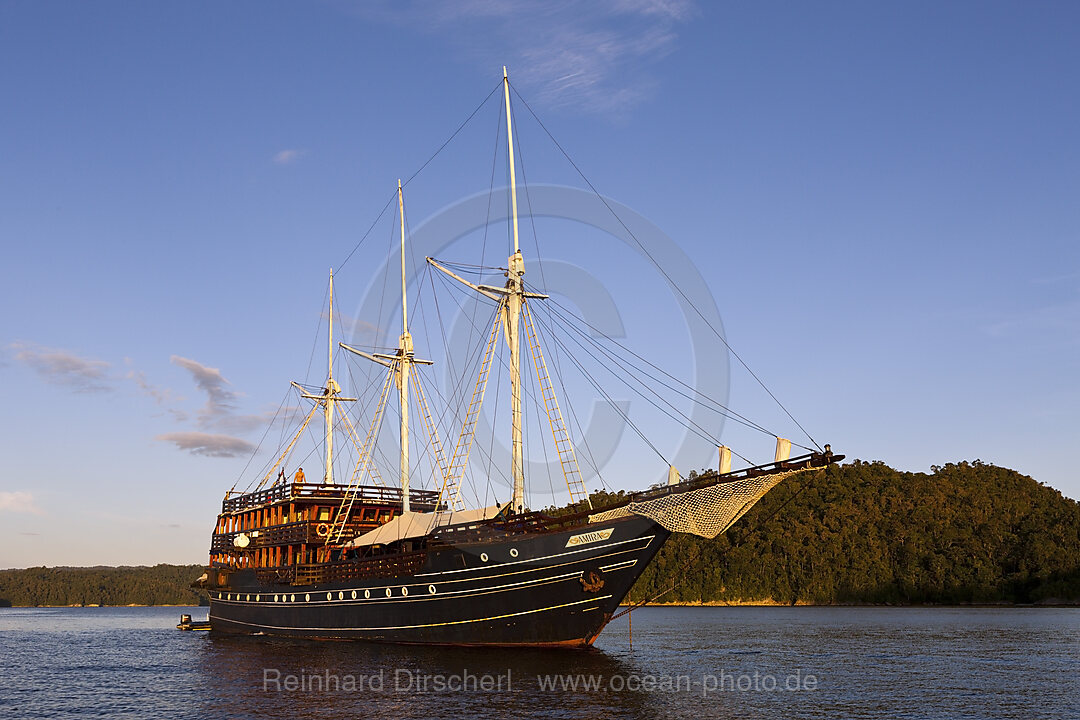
[481,451,845,535]
[255,566,297,586]
[222,484,291,513]
[222,482,440,513]
[292,552,426,586]
[628,450,840,505]
[210,521,315,552]
[210,508,444,552]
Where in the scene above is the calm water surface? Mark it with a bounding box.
[1,606,1076,719]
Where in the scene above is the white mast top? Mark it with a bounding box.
[398,179,408,335]
[503,66,521,256]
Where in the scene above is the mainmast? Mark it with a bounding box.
[397,180,413,513]
[340,182,431,515]
[503,66,526,515]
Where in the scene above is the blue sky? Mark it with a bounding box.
[1,1,1077,567]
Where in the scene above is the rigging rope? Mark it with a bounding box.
[510,83,821,451]
[537,288,782,440]
[336,80,503,275]
[532,294,812,459]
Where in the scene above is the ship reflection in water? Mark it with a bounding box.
[3,606,1074,719]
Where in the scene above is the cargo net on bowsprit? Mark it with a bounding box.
[587,468,812,539]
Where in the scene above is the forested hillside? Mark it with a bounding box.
[2,461,1077,606]
[0,564,207,607]
[628,460,1080,604]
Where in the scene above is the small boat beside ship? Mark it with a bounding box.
[192,69,842,646]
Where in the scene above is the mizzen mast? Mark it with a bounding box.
[324,270,337,484]
[291,270,356,486]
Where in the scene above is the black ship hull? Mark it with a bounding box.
[207,514,668,646]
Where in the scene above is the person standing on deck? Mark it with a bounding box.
[294,467,305,483]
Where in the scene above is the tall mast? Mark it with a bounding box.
[324,269,337,485]
[397,180,412,514]
[339,183,432,513]
[503,66,526,514]
[503,66,521,257]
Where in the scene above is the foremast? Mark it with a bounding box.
[502,66,526,515]
[341,181,432,514]
[428,67,592,515]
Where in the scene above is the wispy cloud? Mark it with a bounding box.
[124,360,189,421]
[126,367,180,406]
[273,149,304,165]
[168,355,301,441]
[170,355,240,425]
[155,431,256,458]
[10,344,270,457]
[358,0,695,114]
[10,341,112,392]
[0,491,44,515]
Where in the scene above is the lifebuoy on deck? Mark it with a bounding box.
[315,523,331,538]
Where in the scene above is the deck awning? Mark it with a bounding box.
[345,504,506,547]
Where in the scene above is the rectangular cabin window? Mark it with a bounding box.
[362,508,377,521]
[317,508,331,522]
[379,510,393,522]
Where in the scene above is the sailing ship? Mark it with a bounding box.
[194,69,842,646]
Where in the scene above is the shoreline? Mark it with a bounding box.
[622,599,1080,608]
[0,604,206,609]
[5,601,1076,609]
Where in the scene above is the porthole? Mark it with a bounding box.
[480,552,489,562]
[255,595,261,602]
[245,594,250,602]
[227,593,232,600]
[274,595,279,602]
[305,593,311,602]
[326,592,333,601]
[428,585,437,595]
[338,591,344,600]
[385,587,392,597]
[290,594,296,602]
[364,589,371,599]
[351,590,357,600]
[401,586,409,597]
[509,547,519,558]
